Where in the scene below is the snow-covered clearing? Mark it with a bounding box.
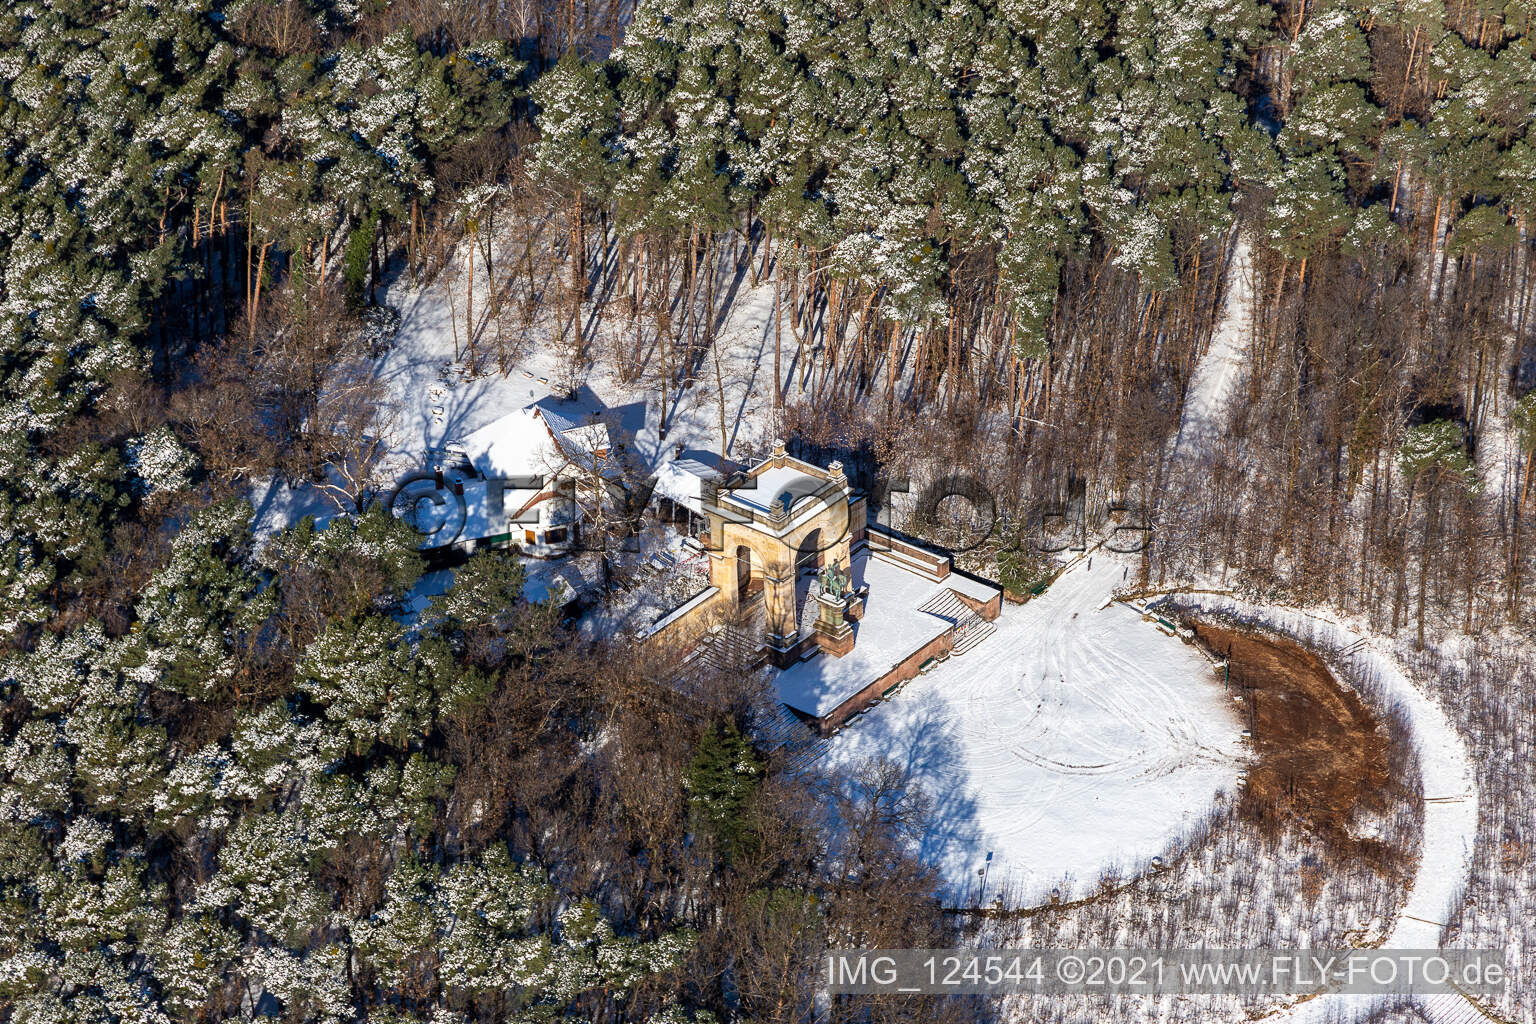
[1474,385,1519,505]
[376,264,784,473]
[1150,595,1480,1024]
[1171,232,1254,466]
[820,555,1248,904]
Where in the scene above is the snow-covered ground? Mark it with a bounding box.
[1170,232,1254,466]
[820,555,1248,904]
[775,553,982,717]
[1474,386,1519,505]
[378,267,784,480]
[252,254,789,539]
[572,526,712,638]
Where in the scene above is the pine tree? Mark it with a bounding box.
[684,723,763,863]
[296,613,447,755]
[125,501,272,702]
[261,505,425,649]
[197,812,329,949]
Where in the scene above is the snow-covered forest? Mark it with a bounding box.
[3,0,1536,1022]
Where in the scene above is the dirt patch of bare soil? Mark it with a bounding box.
[1192,621,1409,871]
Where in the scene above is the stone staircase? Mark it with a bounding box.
[696,623,767,671]
[917,589,996,655]
[679,598,769,674]
[916,589,967,620]
[751,701,828,774]
[951,615,996,655]
[1389,992,1511,1024]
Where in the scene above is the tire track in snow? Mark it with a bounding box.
[818,557,1248,903]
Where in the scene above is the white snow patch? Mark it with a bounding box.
[249,476,342,541]
[1171,232,1254,464]
[821,556,1247,904]
[775,553,962,718]
[1474,393,1517,504]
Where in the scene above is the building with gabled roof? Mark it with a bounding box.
[389,402,622,556]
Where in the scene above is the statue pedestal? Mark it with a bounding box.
[845,592,865,622]
[813,592,854,658]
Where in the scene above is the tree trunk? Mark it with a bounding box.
[570,189,585,370]
[773,263,783,410]
[248,239,273,342]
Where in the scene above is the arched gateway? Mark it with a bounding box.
[703,442,859,662]
[646,438,1001,735]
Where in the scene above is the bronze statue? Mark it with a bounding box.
[819,557,847,599]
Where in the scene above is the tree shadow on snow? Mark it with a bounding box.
[822,687,987,906]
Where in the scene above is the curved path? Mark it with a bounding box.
[1170,230,1255,465]
[1148,594,1481,1023]
[1152,227,1485,1022]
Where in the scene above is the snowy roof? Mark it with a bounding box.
[533,397,612,456]
[459,478,500,540]
[533,403,585,434]
[652,457,722,515]
[945,571,1000,604]
[453,408,559,479]
[722,466,827,515]
[551,561,597,593]
[460,476,561,541]
[451,406,610,481]
[522,573,568,605]
[390,473,544,548]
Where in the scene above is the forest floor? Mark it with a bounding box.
[1157,596,1480,1024]
[250,254,791,539]
[1170,230,1254,465]
[1142,229,1485,1022]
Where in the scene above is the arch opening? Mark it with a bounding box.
[735,544,762,604]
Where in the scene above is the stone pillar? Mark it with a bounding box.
[708,532,736,604]
[763,544,800,666]
[824,461,855,572]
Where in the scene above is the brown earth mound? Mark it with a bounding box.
[1192,622,1404,869]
